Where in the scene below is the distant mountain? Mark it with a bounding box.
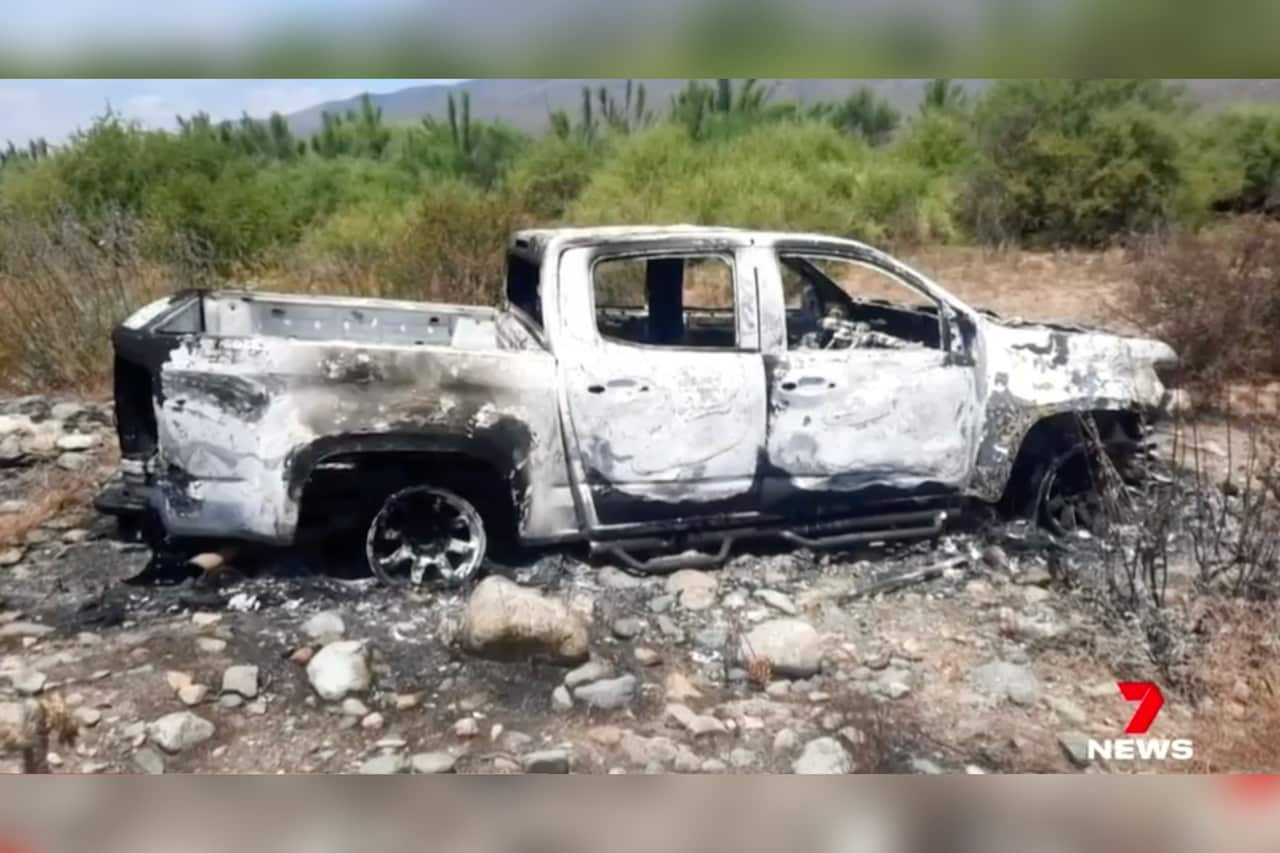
[285,79,1280,136]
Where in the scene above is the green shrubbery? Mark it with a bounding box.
[1,79,1279,388]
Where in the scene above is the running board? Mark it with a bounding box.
[590,509,948,575]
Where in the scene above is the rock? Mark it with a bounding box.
[523,749,572,773]
[972,661,1042,707]
[882,680,912,700]
[911,758,944,775]
[740,619,823,678]
[1233,679,1252,703]
[462,576,588,665]
[0,499,29,514]
[611,617,646,639]
[191,612,222,628]
[74,707,102,727]
[360,754,406,774]
[664,672,703,701]
[551,686,573,711]
[564,659,614,689]
[634,647,662,667]
[196,637,227,654]
[219,695,243,710]
[55,433,99,451]
[648,594,674,614]
[133,747,166,775]
[666,703,727,736]
[361,712,385,731]
[411,752,457,774]
[1016,564,1053,587]
[981,544,1010,572]
[598,566,645,590]
[667,570,718,610]
[793,737,852,774]
[56,452,90,471]
[1057,731,1092,768]
[701,759,728,773]
[289,646,314,666]
[166,671,193,692]
[1047,695,1088,727]
[454,718,480,738]
[341,698,370,717]
[148,711,215,754]
[12,669,46,695]
[221,665,259,699]
[393,693,421,711]
[621,733,679,768]
[772,729,801,755]
[574,674,638,710]
[306,640,371,701]
[729,748,758,769]
[302,610,346,642]
[588,725,623,745]
[0,547,24,567]
[173,682,206,705]
[753,589,798,615]
[0,620,51,639]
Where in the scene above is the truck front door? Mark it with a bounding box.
[555,244,767,530]
[759,247,981,510]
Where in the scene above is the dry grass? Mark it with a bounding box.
[0,211,184,394]
[1190,601,1280,772]
[0,464,105,549]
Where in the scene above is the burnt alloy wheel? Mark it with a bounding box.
[1031,438,1142,538]
[365,485,487,588]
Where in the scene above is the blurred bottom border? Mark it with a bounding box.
[0,775,1277,852]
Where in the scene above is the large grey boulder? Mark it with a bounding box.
[148,712,215,754]
[462,576,588,665]
[306,640,372,701]
[740,619,823,678]
[793,737,852,774]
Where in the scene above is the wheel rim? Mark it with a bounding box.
[365,486,486,587]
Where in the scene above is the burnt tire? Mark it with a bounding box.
[365,485,487,589]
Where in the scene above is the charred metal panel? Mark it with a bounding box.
[967,320,1174,502]
[150,319,575,545]
[764,349,980,493]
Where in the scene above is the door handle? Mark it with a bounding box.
[780,376,833,392]
[588,378,650,395]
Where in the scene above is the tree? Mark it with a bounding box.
[921,79,968,114]
[818,88,901,146]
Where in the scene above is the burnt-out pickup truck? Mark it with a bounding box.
[98,226,1178,585]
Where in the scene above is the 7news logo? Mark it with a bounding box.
[1087,681,1194,762]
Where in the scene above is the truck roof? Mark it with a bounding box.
[508,225,872,262]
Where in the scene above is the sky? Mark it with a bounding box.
[0,80,453,148]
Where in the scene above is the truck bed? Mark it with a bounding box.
[140,290,512,351]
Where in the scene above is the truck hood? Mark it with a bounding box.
[979,314,1177,415]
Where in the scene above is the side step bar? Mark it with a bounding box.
[590,509,948,575]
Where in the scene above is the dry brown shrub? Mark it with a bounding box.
[0,210,184,393]
[1125,218,1280,393]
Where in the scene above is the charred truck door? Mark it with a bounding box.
[555,242,767,529]
[758,245,981,513]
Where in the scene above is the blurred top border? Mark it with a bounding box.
[1,0,1279,76]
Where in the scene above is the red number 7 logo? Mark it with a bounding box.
[1117,681,1165,735]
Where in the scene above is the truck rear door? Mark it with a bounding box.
[554,242,766,530]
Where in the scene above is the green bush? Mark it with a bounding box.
[1209,108,1280,208]
[569,122,956,245]
[963,80,1207,246]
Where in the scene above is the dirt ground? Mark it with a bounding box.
[0,252,1274,775]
